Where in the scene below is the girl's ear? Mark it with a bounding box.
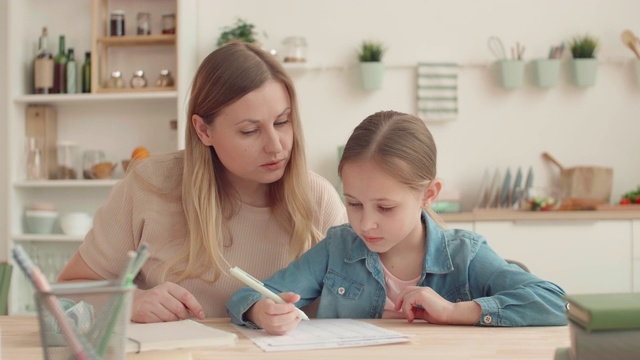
[192,114,214,146]
[422,179,443,207]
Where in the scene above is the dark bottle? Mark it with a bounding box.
[53,35,68,93]
[82,52,91,93]
[66,48,77,93]
[34,27,54,94]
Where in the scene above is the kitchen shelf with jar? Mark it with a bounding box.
[91,0,178,94]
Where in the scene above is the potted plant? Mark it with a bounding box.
[569,34,599,87]
[216,18,258,48]
[358,40,385,90]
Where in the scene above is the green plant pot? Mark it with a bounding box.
[570,59,598,87]
[497,60,525,89]
[359,62,384,91]
[532,59,561,88]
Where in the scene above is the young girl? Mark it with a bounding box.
[227,110,567,335]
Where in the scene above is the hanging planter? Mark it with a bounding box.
[357,40,385,91]
[568,34,599,88]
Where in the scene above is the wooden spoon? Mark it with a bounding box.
[621,30,640,59]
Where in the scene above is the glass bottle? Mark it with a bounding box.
[282,36,307,63]
[53,35,67,94]
[56,141,81,180]
[34,27,54,94]
[81,52,91,93]
[66,48,77,94]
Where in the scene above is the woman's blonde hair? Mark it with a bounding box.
[338,110,442,221]
[164,41,321,282]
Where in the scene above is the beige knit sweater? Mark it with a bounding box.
[78,151,347,317]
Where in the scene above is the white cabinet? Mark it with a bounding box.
[4,0,197,314]
[633,220,640,291]
[474,220,633,295]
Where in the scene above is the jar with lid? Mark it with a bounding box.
[282,36,307,63]
[130,70,147,88]
[156,69,174,87]
[106,71,125,88]
[110,10,125,36]
[56,142,81,180]
[161,13,176,34]
[136,12,150,35]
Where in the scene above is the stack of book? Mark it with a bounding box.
[555,293,640,360]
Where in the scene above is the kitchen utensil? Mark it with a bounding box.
[500,168,512,208]
[487,36,506,60]
[620,30,640,59]
[474,168,491,209]
[541,152,613,203]
[524,166,533,192]
[511,167,523,206]
[487,168,502,208]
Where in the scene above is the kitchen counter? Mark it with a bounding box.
[440,209,640,222]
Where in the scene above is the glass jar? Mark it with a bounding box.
[110,10,125,36]
[82,150,105,179]
[136,12,150,35]
[130,70,147,88]
[161,13,176,34]
[155,69,174,87]
[56,142,81,180]
[107,71,125,88]
[282,36,307,63]
[26,136,46,180]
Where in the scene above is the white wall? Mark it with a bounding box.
[0,0,8,261]
[197,0,640,210]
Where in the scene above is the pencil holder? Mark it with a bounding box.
[34,280,135,360]
[497,60,525,89]
[532,59,561,88]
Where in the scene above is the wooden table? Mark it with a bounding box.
[0,316,570,359]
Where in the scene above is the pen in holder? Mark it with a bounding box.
[34,280,135,360]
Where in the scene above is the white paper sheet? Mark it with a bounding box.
[235,319,410,352]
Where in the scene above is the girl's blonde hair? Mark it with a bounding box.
[164,41,322,282]
[338,110,442,221]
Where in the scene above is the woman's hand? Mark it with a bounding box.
[246,292,302,335]
[132,282,205,323]
[395,286,481,325]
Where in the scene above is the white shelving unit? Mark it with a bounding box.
[4,0,198,314]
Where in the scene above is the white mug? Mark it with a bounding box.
[59,212,93,236]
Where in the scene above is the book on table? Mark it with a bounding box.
[567,319,640,360]
[563,293,640,331]
[126,319,237,353]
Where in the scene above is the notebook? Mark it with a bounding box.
[126,319,237,353]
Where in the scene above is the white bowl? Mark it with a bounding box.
[25,210,58,234]
[59,212,93,236]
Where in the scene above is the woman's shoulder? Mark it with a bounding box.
[126,150,184,191]
[307,171,336,192]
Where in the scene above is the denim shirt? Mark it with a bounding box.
[227,211,568,327]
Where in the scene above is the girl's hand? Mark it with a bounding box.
[395,286,481,325]
[132,282,205,323]
[246,292,302,335]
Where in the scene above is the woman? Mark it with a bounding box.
[58,41,347,322]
